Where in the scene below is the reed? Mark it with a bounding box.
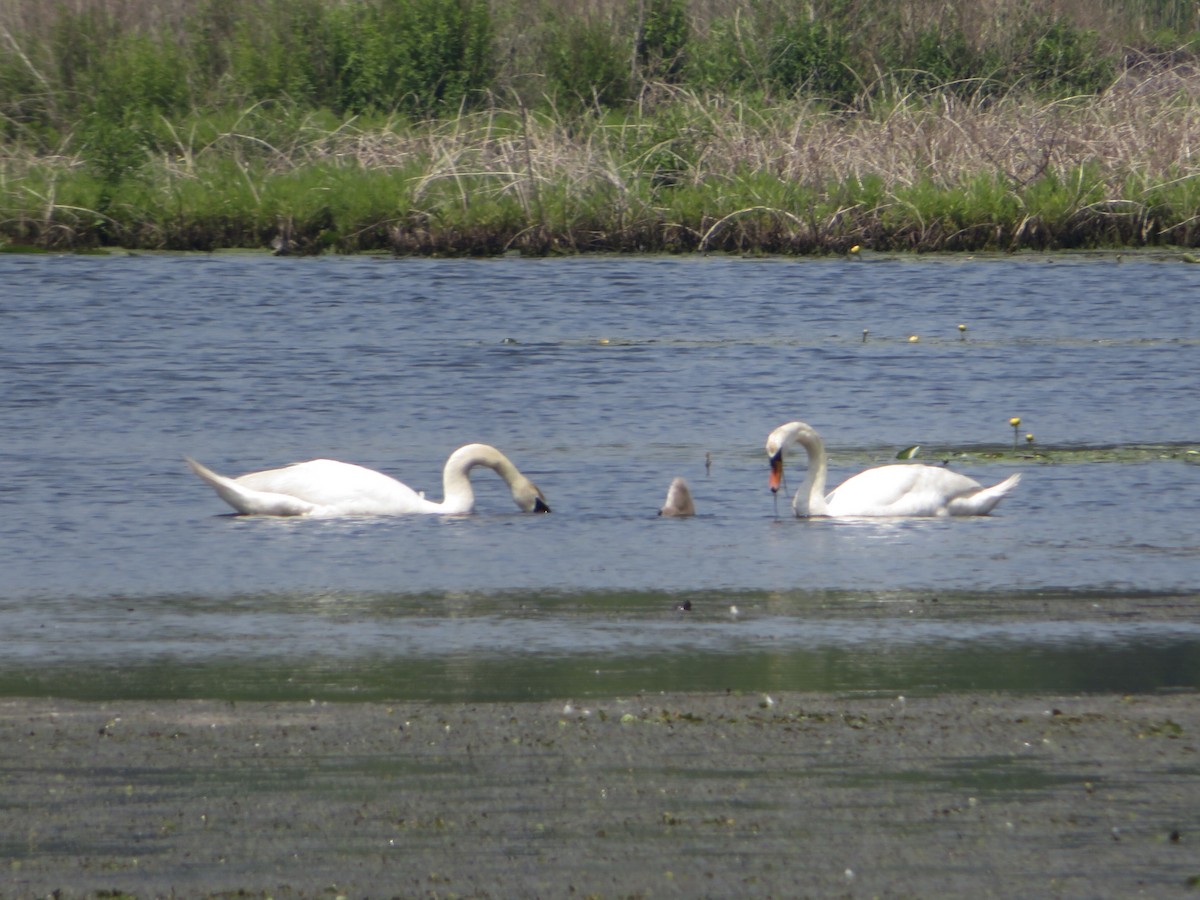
[3,0,1196,127]
[2,0,1200,253]
[5,68,1200,253]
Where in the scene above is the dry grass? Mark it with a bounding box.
[3,41,1200,252]
[219,62,1191,186]
[308,67,1200,206]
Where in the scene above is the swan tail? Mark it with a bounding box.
[948,472,1021,516]
[185,457,317,517]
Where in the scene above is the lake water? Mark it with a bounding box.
[1,252,1197,702]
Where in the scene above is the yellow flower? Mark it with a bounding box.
[1009,417,1021,428]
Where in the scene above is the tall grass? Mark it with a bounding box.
[2,0,1200,253]
[3,0,1197,131]
[6,65,1200,254]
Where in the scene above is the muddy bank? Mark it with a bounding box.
[2,691,1198,898]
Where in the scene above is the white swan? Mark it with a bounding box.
[658,477,696,517]
[766,421,1020,518]
[186,443,550,517]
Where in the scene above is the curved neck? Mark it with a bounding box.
[784,424,830,516]
[439,443,514,514]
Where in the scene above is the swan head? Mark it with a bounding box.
[765,421,826,503]
[513,476,551,513]
[765,422,803,493]
[448,443,550,513]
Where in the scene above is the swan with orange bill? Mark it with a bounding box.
[766,421,1019,518]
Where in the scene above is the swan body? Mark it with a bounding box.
[659,477,696,517]
[187,443,550,517]
[767,421,1020,518]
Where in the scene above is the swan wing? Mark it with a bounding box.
[825,464,990,517]
[233,459,429,515]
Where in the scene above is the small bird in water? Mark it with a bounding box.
[658,477,695,517]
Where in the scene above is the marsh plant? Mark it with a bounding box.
[2,0,1199,253]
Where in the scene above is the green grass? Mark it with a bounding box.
[2,5,1200,256]
[6,106,1200,255]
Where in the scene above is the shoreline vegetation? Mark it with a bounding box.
[3,1,1200,255]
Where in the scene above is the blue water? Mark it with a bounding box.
[1,252,1197,700]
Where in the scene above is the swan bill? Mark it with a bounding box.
[768,452,784,492]
[533,496,551,513]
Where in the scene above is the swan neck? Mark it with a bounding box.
[440,443,515,513]
[789,426,830,516]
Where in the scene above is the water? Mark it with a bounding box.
[1,252,1197,701]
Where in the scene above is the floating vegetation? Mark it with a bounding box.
[939,445,1200,465]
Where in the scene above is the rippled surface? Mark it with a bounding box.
[1,252,1197,700]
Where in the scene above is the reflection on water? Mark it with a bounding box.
[2,588,1199,701]
[6,636,1200,703]
[0,253,1197,701]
